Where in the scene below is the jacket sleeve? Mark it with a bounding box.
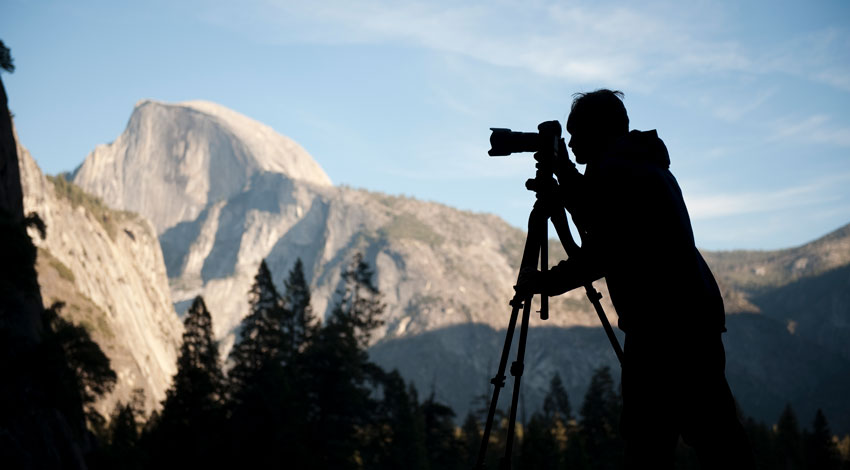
[554,153,592,235]
[544,253,604,296]
[545,159,630,296]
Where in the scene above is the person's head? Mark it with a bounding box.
[566,89,629,164]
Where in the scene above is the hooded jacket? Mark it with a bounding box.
[549,130,725,335]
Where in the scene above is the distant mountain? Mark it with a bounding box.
[18,131,182,417]
[73,100,331,233]
[372,222,850,432]
[704,226,850,361]
[370,307,850,435]
[71,99,850,432]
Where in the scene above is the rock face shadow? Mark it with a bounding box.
[160,211,206,279]
[198,173,298,282]
[369,318,850,434]
[369,323,623,422]
[751,264,850,361]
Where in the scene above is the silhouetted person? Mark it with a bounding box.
[518,89,753,469]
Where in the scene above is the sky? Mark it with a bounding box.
[2,0,849,250]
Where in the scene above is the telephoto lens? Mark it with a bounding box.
[488,128,540,156]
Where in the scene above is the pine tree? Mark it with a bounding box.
[544,373,573,459]
[152,296,225,467]
[272,257,318,467]
[519,411,559,470]
[330,252,385,348]
[775,403,804,470]
[225,261,301,467]
[804,409,841,470]
[579,366,622,470]
[422,391,463,470]
[283,257,317,355]
[89,390,147,470]
[543,373,572,424]
[228,259,290,395]
[108,402,140,457]
[300,253,387,469]
[363,370,428,470]
[161,296,224,423]
[0,40,13,73]
[460,412,483,469]
[740,415,776,470]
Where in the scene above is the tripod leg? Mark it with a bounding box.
[502,201,550,468]
[585,285,624,363]
[475,206,548,470]
[475,297,524,470]
[501,286,534,469]
[539,218,549,320]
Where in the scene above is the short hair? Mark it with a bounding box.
[567,89,629,137]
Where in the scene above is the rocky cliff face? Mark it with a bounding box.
[73,100,331,233]
[2,73,91,470]
[163,179,612,352]
[19,136,182,417]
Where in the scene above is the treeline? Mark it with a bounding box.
[740,405,850,470]
[89,253,472,469]
[30,251,847,469]
[512,373,850,470]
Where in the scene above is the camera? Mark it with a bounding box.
[488,121,562,157]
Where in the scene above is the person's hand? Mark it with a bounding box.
[514,267,544,297]
[553,137,577,182]
[527,174,560,211]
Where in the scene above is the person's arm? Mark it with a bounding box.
[515,141,608,298]
[545,236,605,295]
[552,138,593,236]
[515,235,605,297]
[521,161,617,298]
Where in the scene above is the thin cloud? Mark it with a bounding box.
[769,114,850,148]
[760,27,850,92]
[200,1,749,86]
[707,87,779,122]
[685,173,850,220]
[202,1,848,97]
[432,86,481,118]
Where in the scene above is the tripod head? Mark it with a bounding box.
[488,121,564,205]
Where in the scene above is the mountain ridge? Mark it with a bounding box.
[704,222,850,293]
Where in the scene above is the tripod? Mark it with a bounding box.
[474,130,624,470]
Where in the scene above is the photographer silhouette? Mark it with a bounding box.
[516,90,754,469]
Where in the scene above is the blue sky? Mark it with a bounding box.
[2,0,849,250]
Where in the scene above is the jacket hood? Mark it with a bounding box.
[612,129,670,169]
